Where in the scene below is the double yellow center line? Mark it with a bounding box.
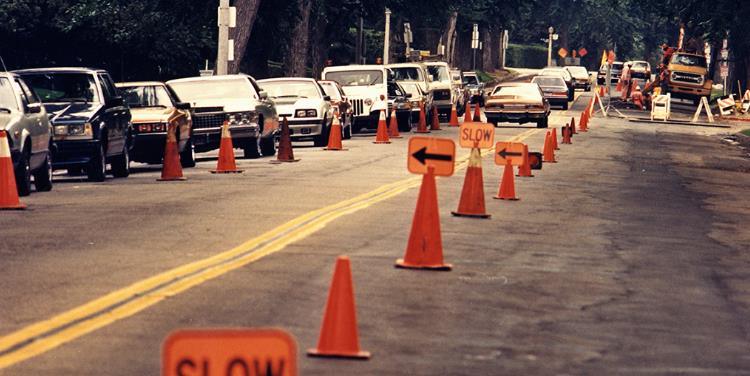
[0,128,540,369]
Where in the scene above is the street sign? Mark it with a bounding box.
[720,65,729,78]
[459,122,494,149]
[495,142,526,166]
[163,329,297,376]
[578,48,588,57]
[408,137,455,176]
[558,48,568,58]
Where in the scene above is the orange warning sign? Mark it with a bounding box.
[408,137,455,176]
[162,329,297,376]
[459,122,495,149]
[495,142,526,166]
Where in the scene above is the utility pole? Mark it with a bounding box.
[217,0,230,75]
[547,26,554,67]
[383,8,391,65]
[499,29,508,69]
[403,23,413,60]
[471,24,479,70]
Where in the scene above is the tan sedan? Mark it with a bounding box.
[484,83,550,128]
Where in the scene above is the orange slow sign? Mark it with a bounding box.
[458,122,495,149]
[408,137,455,176]
[162,329,297,376]
[495,142,526,166]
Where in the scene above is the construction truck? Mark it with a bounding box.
[663,50,712,105]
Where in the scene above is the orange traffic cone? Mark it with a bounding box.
[415,102,430,134]
[494,160,518,200]
[463,102,472,123]
[430,104,442,131]
[570,116,577,134]
[598,86,605,99]
[158,123,186,181]
[448,103,460,127]
[273,117,300,163]
[580,108,589,132]
[307,256,371,359]
[325,113,347,151]
[561,125,572,144]
[543,131,557,163]
[396,167,452,271]
[211,121,244,173]
[472,103,482,122]
[387,109,402,138]
[0,131,26,210]
[451,146,490,218]
[552,128,559,150]
[517,144,534,177]
[615,79,624,93]
[373,109,391,144]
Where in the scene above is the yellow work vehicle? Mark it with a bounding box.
[665,51,712,105]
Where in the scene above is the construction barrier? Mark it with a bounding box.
[718,95,736,116]
[651,94,671,121]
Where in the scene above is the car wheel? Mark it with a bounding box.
[87,143,106,182]
[343,118,352,139]
[537,116,549,128]
[260,135,276,157]
[15,148,32,197]
[180,138,196,168]
[111,144,130,178]
[33,151,53,192]
[313,121,329,147]
[243,137,262,159]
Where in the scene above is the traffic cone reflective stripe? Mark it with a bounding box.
[415,102,430,133]
[396,167,452,271]
[517,144,534,177]
[387,109,402,138]
[158,123,186,181]
[472,103,481,122]
[211,121,244,173]
[463,102,472,123]
[325,113,347,150]
[451,146,490,218]
[494,160,518,200]
[274,117,300,163]
[0,131,26,210]
[373,110,391,144]
[430,104,442,131]
[308,256,371,359]
[448,103,460,127]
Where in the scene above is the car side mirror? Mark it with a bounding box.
[175,102,191,110]
[110,96,124,107]
[26,103,43,114]
[405,93,413,98]
[259,91,268,100]
[323,95,331,101]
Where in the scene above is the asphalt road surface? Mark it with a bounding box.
[2,92,750,375]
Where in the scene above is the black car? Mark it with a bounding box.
[15,68,132,181]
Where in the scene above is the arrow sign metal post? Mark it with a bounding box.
[408,137,456,176]
[495,141,526,166]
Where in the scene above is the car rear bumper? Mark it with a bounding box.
[485,110,546,124]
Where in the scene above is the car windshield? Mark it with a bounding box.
[258,80,321,99]
[566,66,588,77]
[0,78,18,111]
[169,79,257,101]
[541,69,571,81]
[22,73,100,103]
[390,67,423,82]
[671,54,707,68]
[400,83,421,97]
[532,76,566,87]
[612,63,624,70]
[492,85,541,99]
[119,85,173,108]
[324,70,383,86]
[427,65,451,82]
[632,62,649,69]
[318,82,342,100]
[464,75,479,85]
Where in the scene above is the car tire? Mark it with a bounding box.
[313,121,329,147]
[243,137,262,159]
[33,151,53,192]
[15,148,32,197]
[180,138,196,168]
[537,117,549,128]
[87,143,106,182]
[260,135,276,157]
[343,118,352,139]
[111,144,130,178]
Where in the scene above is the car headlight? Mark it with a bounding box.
[364,98,373,106]
[54,122,94,140]
[227,112,257,126]
[410,100,420,108]
[136,122,167,133]
[295,109,317,118]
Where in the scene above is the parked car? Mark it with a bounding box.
[424,61,455,121]
[116,81,195,167]
[318,80,353,139]
[484,82,550,128]
[387,81,412,131]
[463,71,485,106]
[387,62,435,122]
[565,66,592,91]
[628,60,652,80]
[0,72,53,195]
[597,61,624,84]
[540,67,575,101]
[257,78,333,147]
[398,82,428,128]
[321,65,390,133]
[16,67,132,181]
[531,75,570,110]
[167,74,278,159]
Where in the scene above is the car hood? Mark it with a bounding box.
[43,102,102,123]
[0,113,20,131]
[273,98,324,115]
[430,81,452,90]
[340,84,384,99]
[189,98,257,112]
[130,107,173,123]
[668,64,705,75]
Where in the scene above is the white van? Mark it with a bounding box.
[321,65,390,132]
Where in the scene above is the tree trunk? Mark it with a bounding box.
[285,0,313,77]
[229,0,262,74]
[482,28,492,72]
[309,2,327,79]
[443,12,458,65]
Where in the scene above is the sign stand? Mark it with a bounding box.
[692,97,715,123]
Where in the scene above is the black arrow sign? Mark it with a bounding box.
[497,149,523,159]
[412,147,453,165]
